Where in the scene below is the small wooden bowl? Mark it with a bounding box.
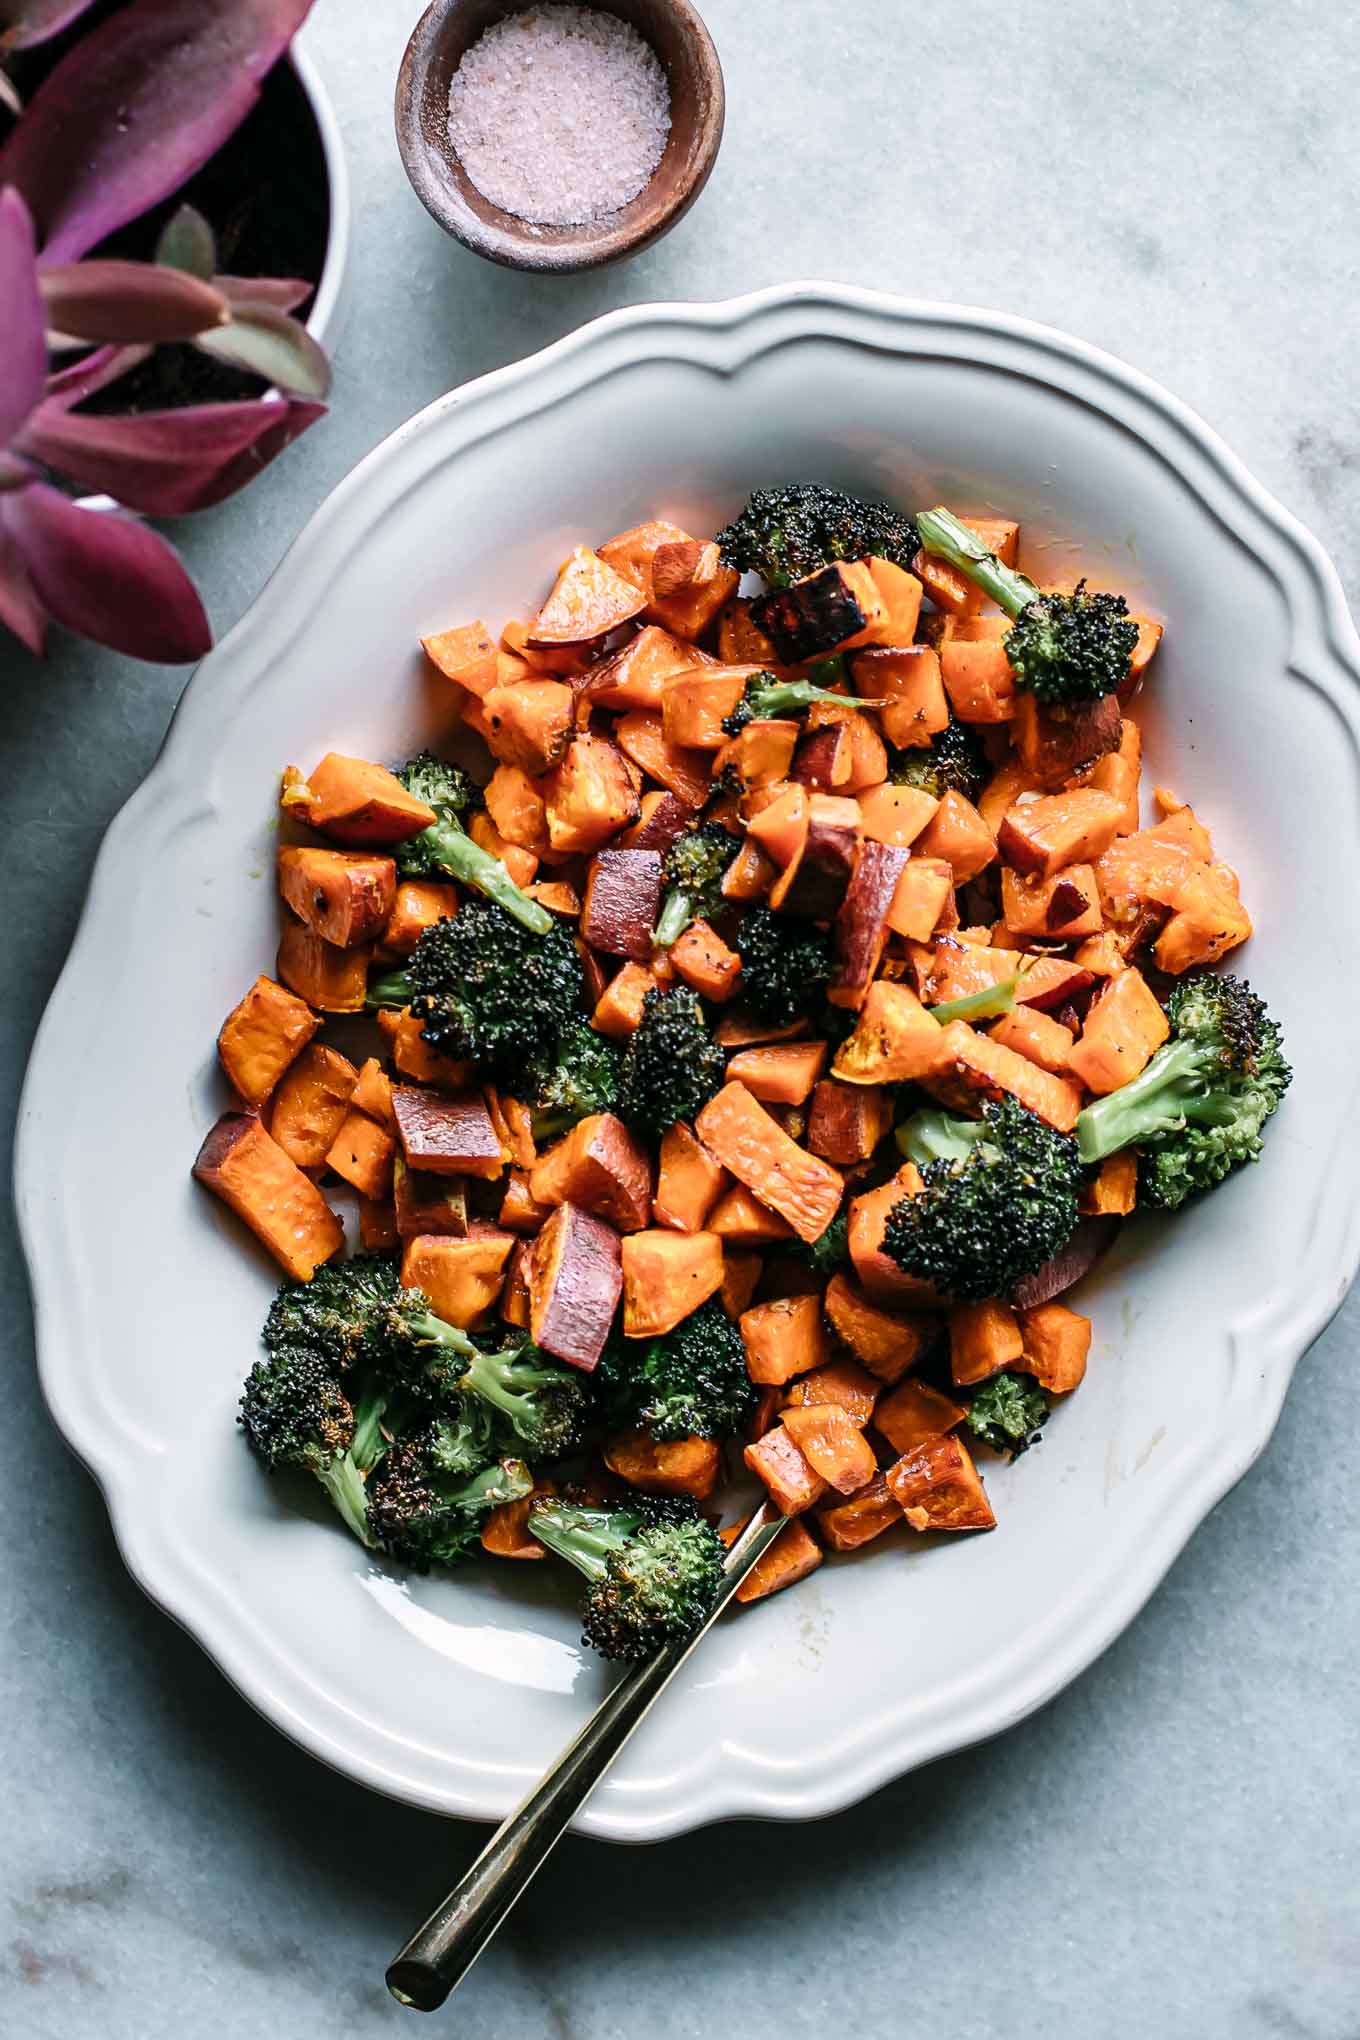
[395,0,725,273]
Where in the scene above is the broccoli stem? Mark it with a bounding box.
[1076,1036,1224,1164]
[530,1108,575,1142]
[654,886,697,949]
[316,1451,374,1548]
[528,1502,631,1582]
[350,1390,390,1473]
[915,507,1040,620]
[405,1307,480,1360]
[366,968,412,1011]
[896,1108,986,1169]
[747,677,854,719]
[929,978,1017,1025]
[415,816,552,935]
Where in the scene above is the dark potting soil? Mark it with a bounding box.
[5,0,331,412]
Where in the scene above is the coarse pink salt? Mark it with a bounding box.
[446,4,671,228]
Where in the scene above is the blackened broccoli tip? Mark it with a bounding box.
[717,485,919,587]
[617,983,726,1139]
[1076,971,1290,1206]
[721,671,851,738]
[368,1439,532,1569]
[239,1346,374,1547]
[966,1371,1050,1456]
[395,752,551,932]
[732,906,832,1025]
[885,1096,1084,1303]
[889,717,987,805]
[526,1018,621,1141]
[405,898,583,1073]
[262,1252,404,1373]
[529,1495,726,1661]
[397,750,478,820]
[654,821,736,947]
[597,1297,755,1443]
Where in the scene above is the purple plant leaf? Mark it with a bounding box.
[0,0,99,51]
[195,304,330,398]
[0,0,319,262]
[155,201,216,280]
[0,186,46,445]
[2,481,211,660]
[43,342,152,410]
[216,274,312,314]
[41,259,227,343]
[18,393,325,514]
[0,505,47,654]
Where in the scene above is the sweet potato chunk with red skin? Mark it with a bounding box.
[393,1156,468,1238]
[929,1021,1082,1133]
[1013,690,1123,790]
[1068,966,1170,1095]
[790,722,851,791]
[358,1198,399,1252]
[725,1040,828,1105]
[528,544,646,647]
[949,1298,1024,1387]
[831,980,950,1087]
[269,1044,359,1171]
[913,790,997,883]
[851,644,949,749]
[614,711,713,810]
[293,754,436,846]
[654,1122,729,1233]
[218,974,319,1109]
[616,787,694,854]
[391,1085,506,1179]
[529,1112,652,1232]
[325,1108,396,1200]
[806,1078,892,1164]
[670,919,742,1003]
[1001,864,1103,941]
[528,1201,622,1371]
[193,1113,344,1281]
[481,679,575,776]
[695,1082,844,1245]
[276,921,371,1014]
[998,788,1124,878]
[873,1377,968,1457]
[1016,1302,1091,1392]
[816,1474,906,1551]
[739,1293,829,1386]
[278,847,397,950]
[781,1403,878,1495]
[581,849,664,961]
[887,1434,996,1532]
[604,1430,721,1501]
[744,1424,828,1515]
[783,1356,880,1425]
[621,1229,724,1337]
[542,734,640,855]
[403,1231,514,1331]
[730,1517,824,1602]
[988,1005,1075,1077]
[830,839,912,1010]
[823,1270,934,1384]
[598,520,738,641]
[1080,1152,1138,1217]
[382,881,457,958]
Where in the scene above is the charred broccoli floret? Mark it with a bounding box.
[393,752,551,934]
[966,1371,1050,1456]
[617,984,726,1139]
[793,1206,849,1278]
[732,906,831,1024]
[529,1495,726,1661]
[889,716,987,804]
[653,821,736,948]
[596,1298,755,1442]
[888,1097,1084,1302]
[915,508,1138,705]
[239,1345,381,1548]
[372,898,583,1074]
[263,1252,405,1375]
[368,1442,532,1569]
[721,669,853,738]
[717,484,919,588]
[1076,972,1290,1207]
[377,1304,590,1465]
[524,1018,621,1142]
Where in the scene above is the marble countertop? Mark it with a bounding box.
[3,2,1357,2033]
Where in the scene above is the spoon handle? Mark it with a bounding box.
[386,1506,783,2013]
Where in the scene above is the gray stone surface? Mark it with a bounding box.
[3,1,1358,2033]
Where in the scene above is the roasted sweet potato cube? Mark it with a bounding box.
[402,1231,514,1329]
[660,666,755,749]
[1153,865,1253,974]
[1067,966,1170,1094]
[830,839,912,1009]
[543,733,641,853]
[694,1082,843,1244]
[940,632,1017,723]
[324,1108,396,1200]
[358,1197,399,1252]
[856,782,939,849]
[277,846,397,950]
[481,1484,553,1560]
[780,1403,878,1494]
[500,1167,553,1234]
[376,1007,472,1090]
[482,680,575,775]
[949,1298,1024,1386]
[743,1424,827,1515]
[483,764,551,855]
[708,1183,796,1244]
[731,1517,824,1602]
[597,520,737,640]
[752,560,886,663]
[847,1164,944,1309]
[914,790,997,882]
[193,1113,343,1280]
[393,1156,467,1238]
[873,1376,968,1456]
[988,1005,1074,1077]
[391,1085,506,1179]
[500,1237,533,1328]
[725,1040,829,1105]
[583,627,703,714]
[614,710,713,810]
[291,753,436,845]
[276,921,371,1013]
[654,1122,728,1233]
[621,1228,724,1336]
[831,980,949,1086]
[382,881,457,957]
[887,1433,996,1531]
[269,1044,359,1170]
[529,1112,652,1232]
[591,960,654,1039]
[930,1021,1082,1132]
[217,974,319,1108]
[529,1197,623,1360]
[670,919,742,1002]
[467,809,539,890]
[806,1078,892,1164]
[581,848,664,960]
[998,788,1124,878]
[528,544,647,646]
[1016,1302,1091,1392]
[1001,863,1103,941]
[851,644,949,749]
[721,1248,763,1320]
[887,858,955,942]
[816,1473,905,1551]
[616,786,698,853]
[421,619,499,695]
[351,1057,394,1128]
[782,1356,880,1425]
[603,1430,721,1500]
[824,1271,934,1384]
[1013,691,1122,789]
[1080,1152,1138,1217]
[739,1293,829,1385]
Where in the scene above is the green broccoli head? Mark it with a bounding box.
[405,898,584,1073]
[887,1096,1085,1302]
[596,1298,755,1443]
[716,485,919,587]
[1076,971,1291,1207]
[368,1440,532,1569]
[966,1371,1050,1456]
[732,906,832,1025]
[458,1337,593,1464]
[529,1495,727,1661]
[262,1253,405,1375]
[239,1346,374,1547]
[617,984,726,1140]
[524,1018,621,1142]
[793,1207,849,1278]
[1004,582,1139,705]
[889,717,987,804]
[393,754,551,933]
[654,822,737,947]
